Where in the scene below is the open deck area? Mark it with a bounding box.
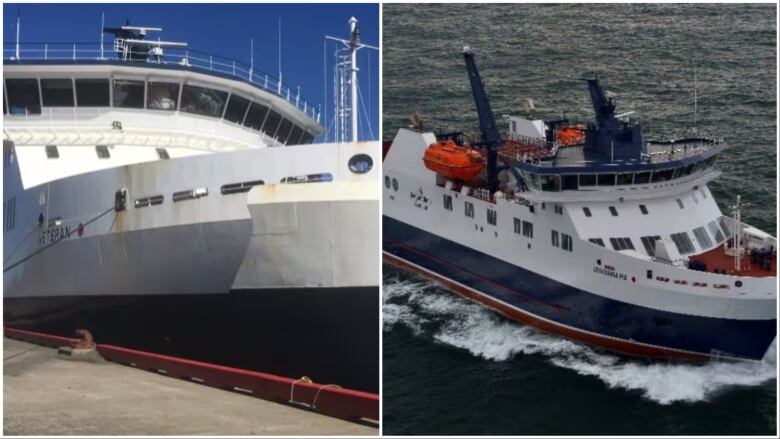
[3,337,376,436]
[688,243,776,278]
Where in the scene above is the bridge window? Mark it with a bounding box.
[262,110,283,139]
[583,207,592,217]
[300,131,315,144]
[244,102,270,131]
[597,173,615,186]
[633,171,651,184]
[617,172,633,185]
[487,208,497,225]
[147,81,179,111]
[113,79,145,108]
[670,232,695,254]
[561,174,578,191]
[639,204,648,215]
[180,84,228,117]
[276,118,294,144]
[693,227,713,249]
[6,78,41,114]
[651,168,674,182]
[288,125,304,145]
[40,79,74,107]
[589,238,605,247]
[579,174,596,187]
[707,220,725,244]
[610,237,634,251]
[75,79,110,107]
[223,94,251,124]
[640,235,661,256]
[443,194,453,211]
[465,201,474,218]
[540,175,560,191]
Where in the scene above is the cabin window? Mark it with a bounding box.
[522,221,533,238]
[617,172,633,185]
[609,206,618,216]
[683,164,695,176]
[561,174,578,191]
[281,173,333,184]
[540,175,560,191]
[348,154,373,174]
[589,238,605,247]
[75,79,110,107]
[156,148,170,160]
[223,94,251,124]
[676,198,684,209]
[385,176,391,189]
[40,79,74,107]
[693,227,713,249]
[288,125,304,145]
[443,194,453,211]
[262,110,283,139]
[487,208,497,225]
[561,233,573,252]
[147,81,179,110]
[4,196,15,231]
[707,220,725,244]
[692,191,699,203]
[551,230,560,247]
[244,102,270,131]
[582,207,592,217]
[579,174,596,187]
[700,188,707,199]
[276,118,294,144]
[513,218,521,234]
[640,235,661,256]
[597,173,616,186]
[113,79,145,108]
[670,232,695,254]
[464,201,474,218]
[610,237,635,251]
[45,145,59,159]
[173,187,209,202]
[134,195,164,208]
[639,204,648,215]
[554,204,563,215]
[180,84,228,117]
[220,180,264,195]
[633,171,651,184]
[95,145,110,159]
[392,178,399,192]
[6,79,41,114]
[651,168,674,182]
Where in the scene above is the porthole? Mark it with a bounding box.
[385,175,391,188]
[735,280,743,288]
[348,153,373,174]
[392,178,399,192]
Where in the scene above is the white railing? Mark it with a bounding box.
[4,42,321,123]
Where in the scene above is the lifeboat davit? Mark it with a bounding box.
[556,125,586,146]
[423,140,485,181]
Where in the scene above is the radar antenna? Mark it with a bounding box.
[103,20,187,62]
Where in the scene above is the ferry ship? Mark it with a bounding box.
[3,18,379,392]
[383,47,776,361]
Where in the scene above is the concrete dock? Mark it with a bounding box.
[3,338,377,436]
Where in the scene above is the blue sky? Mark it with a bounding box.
[3,3,379,141]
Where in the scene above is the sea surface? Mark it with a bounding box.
[382,3,777,435]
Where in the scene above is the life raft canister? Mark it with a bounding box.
[556,125,586,146]
[422,140,486,182]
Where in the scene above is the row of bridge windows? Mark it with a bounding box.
[3,78,315,146]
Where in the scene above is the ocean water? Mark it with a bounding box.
[382,3,777,435]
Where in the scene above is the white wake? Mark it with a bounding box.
[383,273,777,405]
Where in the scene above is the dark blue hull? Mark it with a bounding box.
[383,216,775,361]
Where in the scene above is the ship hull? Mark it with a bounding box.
[384,216,776,361]
[4,286,379,393]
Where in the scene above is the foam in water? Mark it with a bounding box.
[383,273,777,405]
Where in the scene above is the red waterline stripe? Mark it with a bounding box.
[384,237,569,312]
[383,251,716,361]
[4,327,378,424]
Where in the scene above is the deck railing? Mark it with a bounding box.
[3,42,320,123]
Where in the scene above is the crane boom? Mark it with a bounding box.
[462,47,500,194]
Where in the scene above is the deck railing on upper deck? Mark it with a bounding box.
[3,42,321,123]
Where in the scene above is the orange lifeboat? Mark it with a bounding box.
[423,140,485,181]
[556,125,586,146]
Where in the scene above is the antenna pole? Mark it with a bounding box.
[100,12,105,60]
[15,11,21,60]
[250,38,254,82]
[349,16,358,142]
[278,19,282,95]
[693,66,698,134]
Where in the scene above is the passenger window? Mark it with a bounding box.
[6,79,41,114]
[75,79,110,107]
[180,84,228,117]
[113,79,145,108]
[147,82,179,110]
[40,79,74,107]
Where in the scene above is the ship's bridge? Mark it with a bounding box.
[3,32,324,146]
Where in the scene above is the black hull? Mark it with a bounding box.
[4,287,379,393]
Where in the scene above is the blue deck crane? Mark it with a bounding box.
[463,47,502,195]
